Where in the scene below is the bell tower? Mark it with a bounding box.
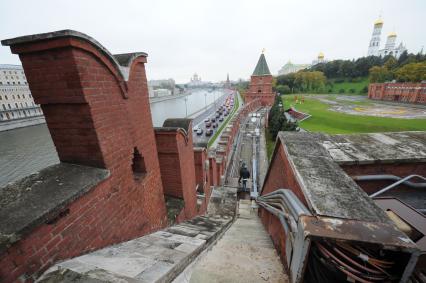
[368,18,383,56]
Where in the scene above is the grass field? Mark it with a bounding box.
[283,95,426,134]
[328,77,369,94]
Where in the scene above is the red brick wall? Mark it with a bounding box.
[259,142,309,268]
[1,35,168,282]
[369,82,426,104]
[245,75,275,106]
[155,129,198,219]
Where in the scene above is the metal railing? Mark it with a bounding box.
[356,174,426,198]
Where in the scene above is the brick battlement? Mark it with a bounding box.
[0,30,167,282]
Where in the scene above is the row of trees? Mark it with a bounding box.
[369,60,426,83]
[310,51,426,79]
[268,96,298,139]
[274,52,426,94]
[275,71,327,94]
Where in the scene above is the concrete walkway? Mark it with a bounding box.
[188,200,288,283]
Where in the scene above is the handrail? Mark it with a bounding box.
[354,174,426,189]
[369,174,426,198]
[256,189,311,236]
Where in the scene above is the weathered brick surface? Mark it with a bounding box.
[1,34,167,282]
[155,128,198,219]
[259,143,310,269]
[245,75,275,106]
[369,82,426,104]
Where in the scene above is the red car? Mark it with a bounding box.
[206,122,212,127]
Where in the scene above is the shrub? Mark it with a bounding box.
[328,89,333,93]
[361,86,368,93]
[339,88,345,94]
[349,88,356,93]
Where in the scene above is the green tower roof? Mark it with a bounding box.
[252,53,271,76]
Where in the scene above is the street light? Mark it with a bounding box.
[184,96,188,117]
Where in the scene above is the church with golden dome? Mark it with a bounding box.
[367,18,407,58]
[311,51,328,65]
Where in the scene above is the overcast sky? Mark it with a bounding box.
[1,0,425,83]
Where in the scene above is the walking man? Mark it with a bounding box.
[238,163,251,192]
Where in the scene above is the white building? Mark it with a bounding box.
[148,79,178,97]
[0,64,45,131]
[367,18,407,59]
[188,73,206,87]
[278,61,310,75]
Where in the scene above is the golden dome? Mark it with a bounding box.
[374,18,384,25]
[388,31,397,37]
[318,52,324,59]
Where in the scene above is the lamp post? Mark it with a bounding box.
[184,96,188,117]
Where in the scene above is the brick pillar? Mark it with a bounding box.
[194,147,208,194]
[209,154,218,186]
[155,119,198,219]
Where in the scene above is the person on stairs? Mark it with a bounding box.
[238,163,251,192]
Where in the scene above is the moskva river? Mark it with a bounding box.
[0,89,225,187]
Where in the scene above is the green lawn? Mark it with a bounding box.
[283,96,426,134]
[328,77,369,94]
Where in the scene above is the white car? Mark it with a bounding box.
[196,128,203,135]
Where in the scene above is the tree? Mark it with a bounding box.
[369,66,393,83]
[276,85,291,94]
[394,62,426,82]
[384,57,398,70]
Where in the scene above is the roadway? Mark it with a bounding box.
[191,90,235,145]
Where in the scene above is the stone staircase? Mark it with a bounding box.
[185,199,288,283]
[38,186,237,283]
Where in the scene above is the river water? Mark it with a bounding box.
[0,89,225,187]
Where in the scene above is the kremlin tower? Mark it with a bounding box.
[245,51,275,106]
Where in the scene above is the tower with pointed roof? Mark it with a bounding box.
[225,73,231,88]
[245,52,275,106]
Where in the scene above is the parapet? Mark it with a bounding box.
[0,164,109,253]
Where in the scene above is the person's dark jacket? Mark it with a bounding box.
[239,167,250,182]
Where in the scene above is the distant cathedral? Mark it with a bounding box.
[367,18,407,59]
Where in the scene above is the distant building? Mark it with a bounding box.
[148,79,178,97]
[0,64,44,131]
[224,73,231,88]
[245,52,275,106]
[311,52,328,66]
[188,73,204,87]
[278,61,310,75]
[368,82,426,104]
[367,18,407,58]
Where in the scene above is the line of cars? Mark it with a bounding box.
[194,95,235,137]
